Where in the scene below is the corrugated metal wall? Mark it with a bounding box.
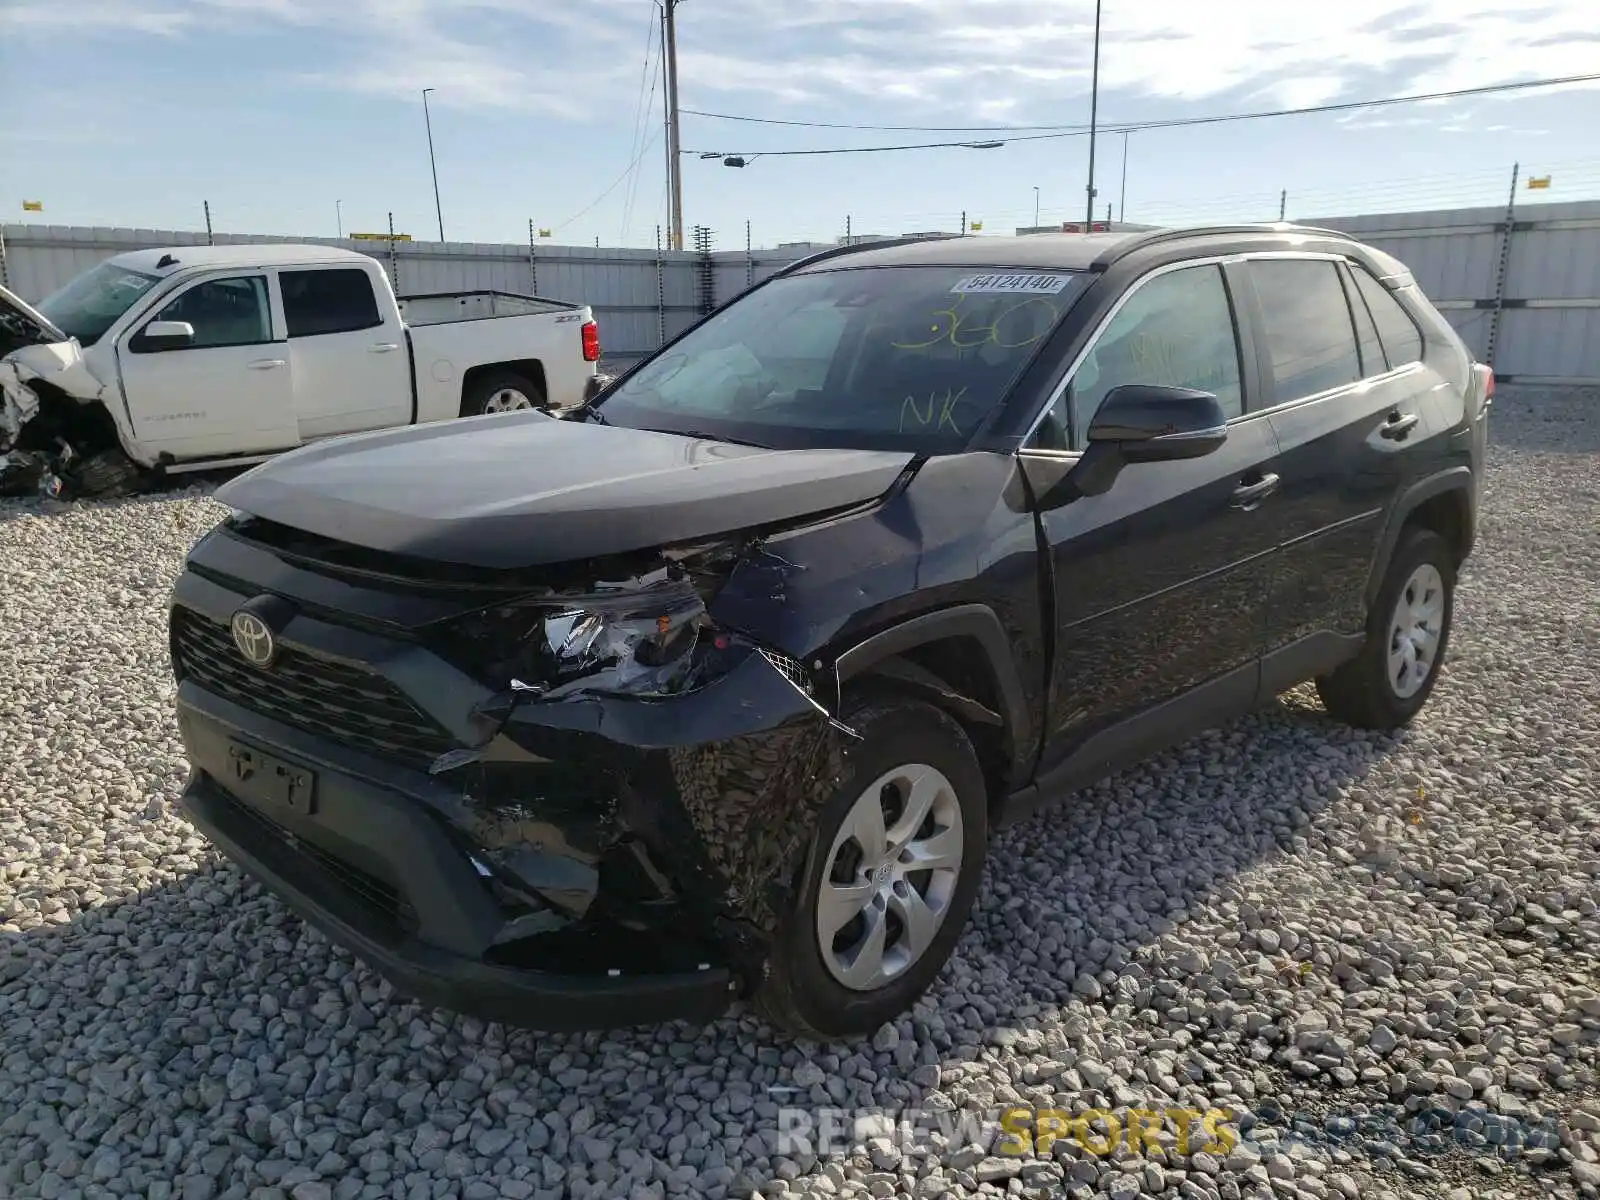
[5,200,1598,382]
[1314,199,1600,383]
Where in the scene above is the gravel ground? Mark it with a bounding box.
[2,387,1597,1200]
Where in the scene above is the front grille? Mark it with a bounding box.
[214,787,416,931]
[172,606,459,773]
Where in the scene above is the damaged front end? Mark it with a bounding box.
[0,285,126,499]
[174,519,856,1023]
[420,546,851,983]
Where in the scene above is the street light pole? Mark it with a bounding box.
[1085,0,1102,229]
[422,88,445,242]
[336,199,343,239]
[1118,130,1129,223]
[1033,186,1040,227]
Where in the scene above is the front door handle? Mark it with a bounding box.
[247,358,287,370]
[369,342,401,353]
[1232,472,1281,509]
[1381,412,1420,440]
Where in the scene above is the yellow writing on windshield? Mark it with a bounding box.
[899,387,967,435]
[891,296,1058,352]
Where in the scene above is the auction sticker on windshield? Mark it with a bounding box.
[950,273,1075,295]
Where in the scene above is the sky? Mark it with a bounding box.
[2,0,1599,250]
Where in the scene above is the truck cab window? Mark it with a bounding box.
[148,276,270,348]
[281,268,382,337]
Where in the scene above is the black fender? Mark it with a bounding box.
[1365,466,1475,609]
[833,603,1031,785]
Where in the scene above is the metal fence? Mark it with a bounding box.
[4,198,1598,382]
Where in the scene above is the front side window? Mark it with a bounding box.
[280,268,382,337]
[1250,259,1362,402]
[1034,264,1243,450]
[144,276,270,348]
[36,262,162,347]
[1350,265,1424,367]
[595,266,1088,452]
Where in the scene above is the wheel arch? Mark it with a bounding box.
[459,359,549,415]
[1366,467,1474,610]
[833,604,1032,821]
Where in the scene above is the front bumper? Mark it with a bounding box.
[169,544,843,1031]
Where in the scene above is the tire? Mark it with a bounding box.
[461,370,545,417]
[756,698,988,1039]
[1316,527,1455,730]
[65,450,143,499]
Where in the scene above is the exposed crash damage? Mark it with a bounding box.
[0,283,136,499]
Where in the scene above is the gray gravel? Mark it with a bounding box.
[2,387,1598,1200]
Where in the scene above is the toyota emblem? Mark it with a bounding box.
[230,610,277,668]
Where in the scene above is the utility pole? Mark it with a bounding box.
[204,200,214,246]
[422,88,445,242]
[336,199,343,239]
[1118,131,1129,222]
[1279,189,1287,221]
[1033,186,1040,227]
[1084,0,1103,229]
[663,0,686,251]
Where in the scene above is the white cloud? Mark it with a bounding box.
[5,0,1596,127]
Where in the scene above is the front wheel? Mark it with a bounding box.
[757,699,988,1039]
[1317,527,1456,729]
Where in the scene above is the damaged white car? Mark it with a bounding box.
[1,245,602,499]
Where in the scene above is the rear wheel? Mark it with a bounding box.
[757,699,988,1039]
[1317,527,1455,729]
[461,370,545,417]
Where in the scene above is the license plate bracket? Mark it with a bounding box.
[227,741,318,816]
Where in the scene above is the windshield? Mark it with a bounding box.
[36,262,163,346]
[596,265,1087,452]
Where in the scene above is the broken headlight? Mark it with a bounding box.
[450,571,749,701]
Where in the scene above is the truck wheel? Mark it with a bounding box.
[1316,527,1455,730]
[757,699,987,1039]
[65,450,144,499]
[462,371,546,417]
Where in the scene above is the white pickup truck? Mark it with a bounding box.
[0,244,601,497]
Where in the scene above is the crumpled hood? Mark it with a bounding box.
[217,412,915,568]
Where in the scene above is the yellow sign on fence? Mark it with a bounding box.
[970,220,984,231]
[22,200,43,212]
[1528,176,1552,189]
[350,231,412,241]
[538,228,553,238]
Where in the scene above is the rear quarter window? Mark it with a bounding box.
[1350,265,1424,367]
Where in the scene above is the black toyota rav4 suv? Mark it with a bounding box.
[171,224,1490,1038]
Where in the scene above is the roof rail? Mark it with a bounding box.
[1089,222,1357,271]
[772,233,965,278]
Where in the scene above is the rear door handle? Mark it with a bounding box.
[1232,472,1281,509]
[369,342,401,353]
[1381,412,1420,440]
[247,358,287,370]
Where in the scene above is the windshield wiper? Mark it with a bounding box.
[644,428,771,449]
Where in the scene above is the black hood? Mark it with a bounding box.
[216,412,915,569]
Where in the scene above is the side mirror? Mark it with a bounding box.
[1042,384,1229,506]
[1087,384,1229,461]
[138,320,196,351]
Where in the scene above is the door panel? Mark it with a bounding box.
[1245,258,1436,652]
[278,267,410,438]
[116,274,298,458]
[1021,260,1281,777]
[1027,416,1282,774]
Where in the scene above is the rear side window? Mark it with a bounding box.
[1350,266,1424,367]
[281,268,381,337]
[1341,266,1386,376]
[1249,260,1362,401]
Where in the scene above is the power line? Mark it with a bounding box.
[551,126,664,232]
[684,72,1600,158]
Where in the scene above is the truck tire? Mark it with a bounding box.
[65,450,143,499]
[462,371,546,417]
[756,698,988,1039]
